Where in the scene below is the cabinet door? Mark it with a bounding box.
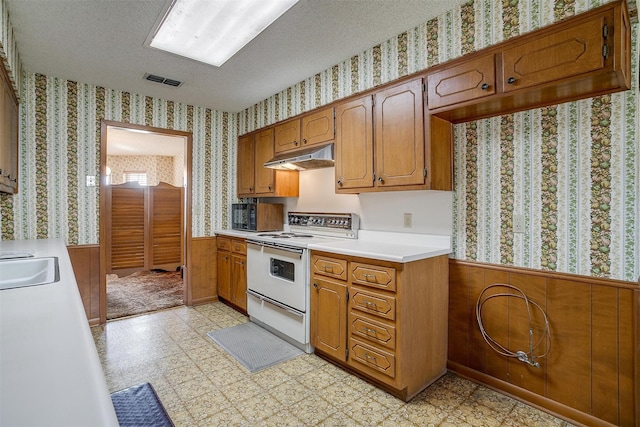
[301,107,334,148]
[335,95,374,191]
[501,14,606,93]
[427,54,496,110]
[375,79,425,188]
[231,254,247,311]
[274,119,301,153]
[311,276,347,362]
[237,134,255,196]
[217,251,231,300]
[254,128,276,195]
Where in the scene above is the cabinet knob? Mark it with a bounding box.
[313,283,318,289]
[294,140,298,146]
[481,83,489,90]
[507,77,516,84]
[337,179,343,186]
[377,176,384,184]
[302,138,307,144]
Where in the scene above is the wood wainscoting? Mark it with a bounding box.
[189,237,218,306]
[67,245,101,325]
[448,260,639,427]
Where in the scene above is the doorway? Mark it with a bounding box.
[99,120,193,323]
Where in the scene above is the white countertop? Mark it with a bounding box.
[0,239,119,427]
[216,228,452,263]
[308,230,452,262]
[215,229,259,239]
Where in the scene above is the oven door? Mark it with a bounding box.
[246,241,307,312]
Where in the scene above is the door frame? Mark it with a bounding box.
[99,120,194,324]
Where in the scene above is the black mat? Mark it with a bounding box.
[110,382,174,427]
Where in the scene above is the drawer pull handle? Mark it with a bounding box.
[363,300,378,309]
[323,265,334,272]
[363,352,377,362]
[363,273,376,282]
[365,328,377,336]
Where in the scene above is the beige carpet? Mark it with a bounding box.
[107,270,183,320]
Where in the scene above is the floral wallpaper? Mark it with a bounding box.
[235,0,639,282]
[107,155,181,187]
[0,0,638,282]
[0,75,236,244]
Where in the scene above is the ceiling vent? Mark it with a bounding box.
[143,73,183,87]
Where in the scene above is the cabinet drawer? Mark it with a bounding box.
[217,237,231,251]
[350,288,395,321]
[231,239,246,255]
[350,312,395,350]
[351,263,396,291]
[311,254,347,280]
[349,337,396,379]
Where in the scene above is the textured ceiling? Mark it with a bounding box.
[5,0,467,113]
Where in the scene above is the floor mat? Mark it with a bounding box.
[207,322,303,373]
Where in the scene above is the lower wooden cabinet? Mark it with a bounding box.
[310,251,449,401]
[310,276,348,362]
[216,236,247,312]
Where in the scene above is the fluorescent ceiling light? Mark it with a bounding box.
[150,0,299,67]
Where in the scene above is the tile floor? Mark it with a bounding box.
[92,302,575,426]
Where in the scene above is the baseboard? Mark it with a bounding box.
[447,362,616,427]
[191,296,219,306]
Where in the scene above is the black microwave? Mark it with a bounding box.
[231,203,284,231]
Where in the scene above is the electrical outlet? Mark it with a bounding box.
[513,214,525,233]
[403,213,412,228]
[86,175,96,187]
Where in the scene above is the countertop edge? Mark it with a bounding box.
[0,238,119,427]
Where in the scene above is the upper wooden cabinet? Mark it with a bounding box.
[236,134,255,195]
[274,107,335,153]
[427,54,496,110]
[427,0,631,122]
[335,95,374,191]
[0,63,19,194]
[236,128,299,198]
[374,80,425,188]
[500,13,610,93]
[335,78,451,192]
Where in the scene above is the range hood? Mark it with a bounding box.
[264,143,334,171]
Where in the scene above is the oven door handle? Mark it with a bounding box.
[246,289,305,318]
[247,240,304,255]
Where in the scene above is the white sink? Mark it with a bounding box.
[0,257,60,290]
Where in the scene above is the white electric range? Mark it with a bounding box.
[245,212,358,353]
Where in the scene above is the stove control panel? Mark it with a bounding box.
[288,212,359,237]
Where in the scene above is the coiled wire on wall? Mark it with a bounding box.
[475,284,551,368]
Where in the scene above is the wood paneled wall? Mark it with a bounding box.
[67,245,101,325]
[448,260,639,427]
[189,237,218,305]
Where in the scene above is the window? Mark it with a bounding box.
[123,171,148,186]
